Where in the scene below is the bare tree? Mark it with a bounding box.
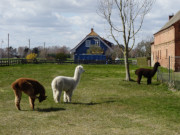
[18,47,25,58]
[105,45,124,60]
[134,36,153,57]
[98,0,155,81]
[38,46,47,58]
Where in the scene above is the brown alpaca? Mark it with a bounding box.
[11,78,47,110]
[135,62,160,84]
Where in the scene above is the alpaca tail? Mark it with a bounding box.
[51,79,59,102]
[11,81,19,91]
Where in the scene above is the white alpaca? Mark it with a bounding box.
[51,65,84,103]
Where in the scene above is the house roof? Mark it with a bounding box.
[88,29,113,48]
[88,28,99,36]
[156,10,180,34]
[70,28,114,53]
[100,38,113,48]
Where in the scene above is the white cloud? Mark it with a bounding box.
[0,0,179,49]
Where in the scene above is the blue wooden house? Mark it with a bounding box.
[70,28,113,62]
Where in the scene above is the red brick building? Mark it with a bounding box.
[151,10,180,71]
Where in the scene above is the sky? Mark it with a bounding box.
[0,0,180,49]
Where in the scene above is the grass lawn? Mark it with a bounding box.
[0,64,180,135]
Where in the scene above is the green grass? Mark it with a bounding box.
[0,64,180,135]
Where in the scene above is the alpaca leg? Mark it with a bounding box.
[29,97,35,110]
[66,91,73,103]
[147,78,152,85]
[63,91,68,103]
[137,74,142,84]
[14,90,22,110]
[52,89,57,101]
[54,90,62,103]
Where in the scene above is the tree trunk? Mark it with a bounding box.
[124,49,131,81]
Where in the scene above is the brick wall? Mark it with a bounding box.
[151,26,176,70]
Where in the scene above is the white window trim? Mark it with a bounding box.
[95,39,100,46]
[86,40,91,47]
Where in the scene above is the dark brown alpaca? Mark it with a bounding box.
[11,78,47,110]
[135,62,160,84]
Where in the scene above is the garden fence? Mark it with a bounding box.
[157,56,180,90]
[0,59,137,66]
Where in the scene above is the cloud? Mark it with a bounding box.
[0,0,180,49]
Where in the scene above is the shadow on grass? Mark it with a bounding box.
[69,100,116,106]
[70,102,99,106]
[137,82,161,86]
[36,107,66,112]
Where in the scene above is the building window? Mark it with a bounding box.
[160,50,161,59]
[155,51,157,60]
[86,40,91,47]
[95,39,99,46]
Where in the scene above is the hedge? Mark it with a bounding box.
[136,57,151,67]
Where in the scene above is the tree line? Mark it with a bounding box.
[0,46,71,60]
[105,37,152,60]
[0,37,152,61]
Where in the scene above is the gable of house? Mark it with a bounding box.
[157,10,180,33]
[151,10,180,71]
[71,28,113,61]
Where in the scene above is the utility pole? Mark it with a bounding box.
[44,42,46,58]
[29,39,30,49]
[44,42,45,50]
[0,40,3,58]
[28,39,31,54]
[8,33,9,66]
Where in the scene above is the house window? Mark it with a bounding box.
[160,50,161,59]
[95,39,99,46]
[155,51,158,60]
[86,40,91,47]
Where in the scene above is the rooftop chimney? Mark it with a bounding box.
[91,28,94,32]
[169,14,174,20]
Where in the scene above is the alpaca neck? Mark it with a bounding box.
[152,65,158,76]
[73,69,81,84]
[39,87,45,97]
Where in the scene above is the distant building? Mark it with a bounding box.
[151,10,180,71]
[70,28,113,62]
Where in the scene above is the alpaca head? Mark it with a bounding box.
[76,65,85,74]
[38,95,47,103]
[154,62,160,67]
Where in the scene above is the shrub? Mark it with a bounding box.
[26,53,37,62]
[56,53,67,61]
[137,57,151,67]
[87,45,104,54]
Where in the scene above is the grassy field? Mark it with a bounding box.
[0,64,180,135]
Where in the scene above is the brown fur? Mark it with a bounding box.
[11,78,47,110]
[135,62,160,84]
